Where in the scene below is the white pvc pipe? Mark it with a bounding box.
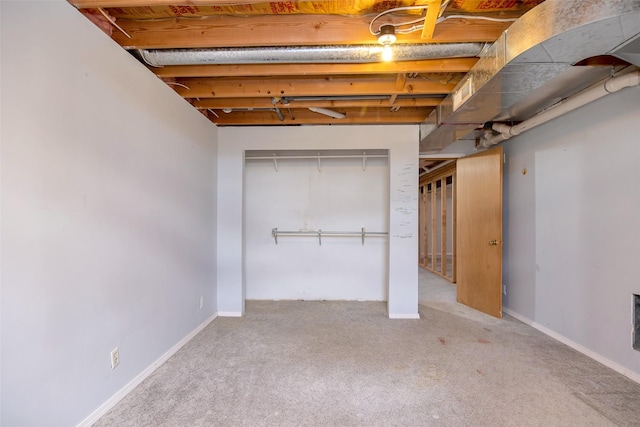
[482,70,640,147]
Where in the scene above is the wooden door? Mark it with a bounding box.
[456,146,503,318]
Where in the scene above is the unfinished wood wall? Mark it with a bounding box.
[419,162,456,282]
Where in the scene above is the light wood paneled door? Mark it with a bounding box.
[456,146,503,318]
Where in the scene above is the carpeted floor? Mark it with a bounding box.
[95,270,640,426]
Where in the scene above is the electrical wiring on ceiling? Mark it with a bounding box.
[368,0,517,38]
[164,81,190,90]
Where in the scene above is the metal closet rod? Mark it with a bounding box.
[272,227,388,246]
[246,154,388,160]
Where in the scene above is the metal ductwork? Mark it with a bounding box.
[419,0,640,153]
[137,43,489,66]
[479,70,640,147]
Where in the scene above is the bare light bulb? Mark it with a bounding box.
[377,24,397,45]
[381,45,393,62]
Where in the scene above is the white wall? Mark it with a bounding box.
[503,85,640,380]
[218,126,419,318]
[244,154,389,300]
[0,2,218,425]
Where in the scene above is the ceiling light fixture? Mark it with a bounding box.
[377,24,396,62]
[377,24,397,45]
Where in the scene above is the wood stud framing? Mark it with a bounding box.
[421,0,442,39]
[420,162,456,282]
[431,180,437,271]
[441,176,447,276]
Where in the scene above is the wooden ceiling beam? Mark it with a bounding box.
[421,0,442,39]
[68,1,536,128]
[71,0,274,6]
[111,15,509,48]
[210,107,431,125]
[193,97,443,109]
[152,58,478,78]
[389,73,407,106]
[175,77,456,98]
[394,73,408,91]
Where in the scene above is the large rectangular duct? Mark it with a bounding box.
[419,0,640,153]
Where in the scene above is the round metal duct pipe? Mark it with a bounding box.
[137,43,489,67]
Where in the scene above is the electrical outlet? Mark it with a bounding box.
[110,347,120,370]
[199,296,204,310]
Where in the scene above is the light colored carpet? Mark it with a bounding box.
[95,270,640,426]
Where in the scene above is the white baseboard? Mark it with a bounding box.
[389,313,420,319]
[77,312,218,427]
[502,308,533,326]
[503,308,640,385]
[217,311,243,317]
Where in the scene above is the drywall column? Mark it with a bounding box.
[217,126,419,318]
[216,146,246,316]
[388,133,421,318]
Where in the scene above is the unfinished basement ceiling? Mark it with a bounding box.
[419,0,640,152]
[69,0,545,127]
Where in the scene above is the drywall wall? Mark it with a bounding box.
[244,153,389,300]
[503,85,640,379]
[0,2,218,425]
[218,126,419,318]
